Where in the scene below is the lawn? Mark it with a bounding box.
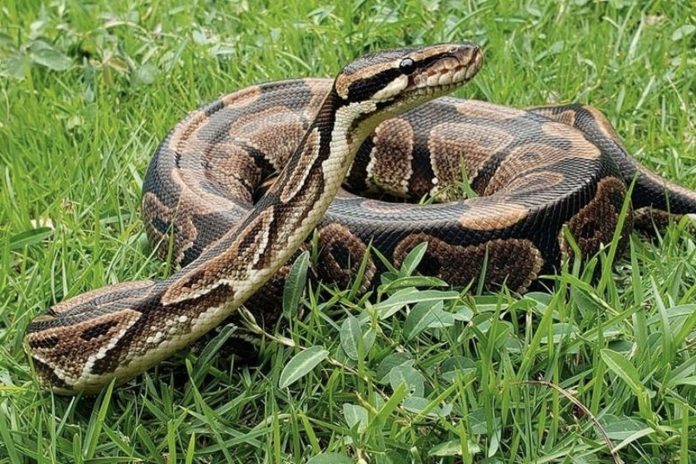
[1,0,695,462]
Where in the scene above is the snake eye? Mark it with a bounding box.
[399,57,416,75]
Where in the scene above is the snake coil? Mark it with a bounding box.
[25,43,696,394]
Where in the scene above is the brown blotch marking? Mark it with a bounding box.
[80,320,118,341]
[540,122,602,160]
[162,208,275,305]
[559,176,631,257]
[228,106,307,170]
[553,109,578,127]
[204,143,261,205]
[280,128,321,203]
[27,309,141,383]
[28,335,59,349]
[317,224,376,291]
[367,118,414,196]
[142,192,199,265]
[428,122,514,192]
[484,123,600,196]
[458,199,529,231]
[177,168,238,209]
[393,234,544,293]
[174,165,241,215]
[484,142,566,195]
[633,207,687,234]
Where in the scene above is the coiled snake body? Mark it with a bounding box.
[26,43,696,394]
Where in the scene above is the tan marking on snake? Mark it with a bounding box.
[541,122,603,159]
[221,85,262,108]
[168,112,209,153]
[458,200,529,230]
[228,106,307,171]
[358,200,412,215]
[281,128,321,203]
[429,122,514,190]
[485,124,600,195]
[303,79,332,120]
[497,171,566,196]
[455,100,527,120]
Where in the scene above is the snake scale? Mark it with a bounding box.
[25,43,696,394]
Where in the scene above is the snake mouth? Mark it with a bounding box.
[408,44,483,97]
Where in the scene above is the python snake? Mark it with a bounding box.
[25,43,696,394]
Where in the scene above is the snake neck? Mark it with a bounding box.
[158,88,382,307]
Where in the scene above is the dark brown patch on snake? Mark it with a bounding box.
[560,176,630,257]
[366,118,414,195]
[632,207,687,234]
[80,320,119,341]
[335,60,396,99]
[393,234,543,293]
[27,335,59,349]
[317,224,376,290]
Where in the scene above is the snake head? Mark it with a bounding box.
[334,42,483,108]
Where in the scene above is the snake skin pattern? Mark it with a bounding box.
[25,43,696,394]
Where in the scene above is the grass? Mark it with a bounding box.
[1,0,695,462]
